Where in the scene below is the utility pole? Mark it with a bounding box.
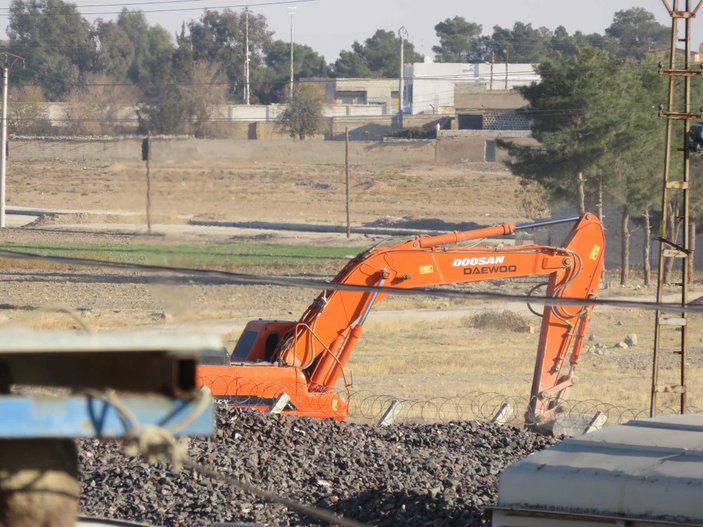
[288,7,296,100]
[398,26,408,129]
[345,126,350,238]
[650,0,703,417]
[245,7,250,105]
[504,45,510,91]
[1,63,7,230]
[0,52,23,229]
[490,51,494,90]
[142,130,152,233]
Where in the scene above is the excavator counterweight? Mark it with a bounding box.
[197,214,605,424]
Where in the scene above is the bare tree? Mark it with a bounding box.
[63,73,140,135]
[8,86,52,135]
[184,61,229,138]
[514,179,550,220]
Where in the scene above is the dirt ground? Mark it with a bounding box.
[8,159,525,226]
[3,156,702,419]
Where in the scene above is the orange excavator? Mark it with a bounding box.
[197,213,605,425]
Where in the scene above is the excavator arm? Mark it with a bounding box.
[198,214,604,423]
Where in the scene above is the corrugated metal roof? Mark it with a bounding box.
[497,414,703,524]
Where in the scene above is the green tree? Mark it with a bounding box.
[189,9,272,101]
[595,63,663,284]
[136,46,193,134]
[499,48,638,212]
[94,10,173,86]
[278,84,325,139]
[7,0,96,100]
[333,49,372,77]
[433,17,486,62]
[95,19,135,81]
[172,23,195,82]
[500,49,666,284]
[259,40,329,103]
[548,26,578,58]
[488,22,552,62]
[605,7,669,59]
[114,10,172,85]
[364,29,423,75]
[333,30,423,78]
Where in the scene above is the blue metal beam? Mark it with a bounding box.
[0,394,214,438]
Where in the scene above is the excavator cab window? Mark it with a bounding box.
[231,330,258,362]
[198,347,230,365]
[264,333,279,361]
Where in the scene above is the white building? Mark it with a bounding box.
[403,60,540,115]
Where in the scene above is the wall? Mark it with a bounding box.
[455,110,531,131]
[9,135,533,165]
[40,102,388,128]
[455,88,528,110]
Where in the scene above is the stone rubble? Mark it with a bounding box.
[79,404,556,527]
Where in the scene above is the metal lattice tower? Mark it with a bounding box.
[651,0,703,416]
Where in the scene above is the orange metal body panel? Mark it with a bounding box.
[198,214,605,423]
[197,363,348,420]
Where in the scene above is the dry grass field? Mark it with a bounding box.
[4,153,702,423]
[8,158,525,226]
[353,307,703,413]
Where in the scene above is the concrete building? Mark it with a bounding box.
[454,85,531,131]
[300,78,399,114]
[403,61,540,115]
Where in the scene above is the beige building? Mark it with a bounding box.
[403,61,540,115]
[300,78,399,114]
[454,85,531,131]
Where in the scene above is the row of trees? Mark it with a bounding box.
[499,45,702,286]
[433,8,669,63]
[1,2,692,281]
[2,0,673,135]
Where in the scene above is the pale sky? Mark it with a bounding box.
[0,0,696,61]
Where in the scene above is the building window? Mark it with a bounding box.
[485,140,496,162]
[458,114,483,130]
[335,91,367,104]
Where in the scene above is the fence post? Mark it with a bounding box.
[490,403,514,425]
[269,393,291,414]
[378,400,403,426]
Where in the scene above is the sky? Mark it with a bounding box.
[0,0,699,61]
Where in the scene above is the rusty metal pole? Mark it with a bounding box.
[146,130,152,233]
[490,52,494,91]
[0,63,7,229]
[398,26,407,130]
[289,7,296,100]
[345,126,350,238]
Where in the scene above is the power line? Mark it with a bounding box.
[0,247,702,316]
[0,0,205,10]
[0,0,317,17]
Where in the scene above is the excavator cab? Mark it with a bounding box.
[230,320,296,362]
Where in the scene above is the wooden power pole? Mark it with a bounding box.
[650,0,703,416]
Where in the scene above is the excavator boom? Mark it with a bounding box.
[198,214,605,423]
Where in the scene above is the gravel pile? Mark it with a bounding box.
[79,405,556,526]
